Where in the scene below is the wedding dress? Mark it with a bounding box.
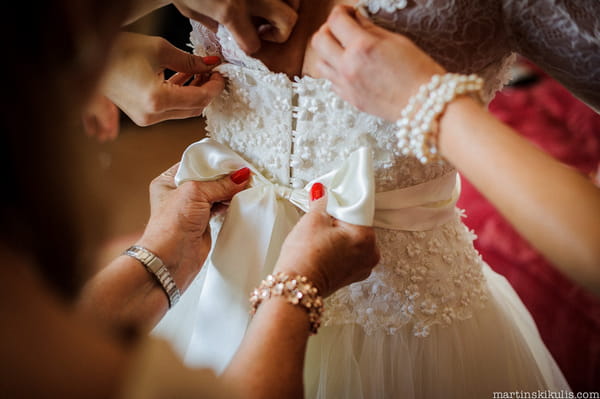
[154,1,599,397]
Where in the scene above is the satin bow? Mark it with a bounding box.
[173,138,375,371]
[155,138,461,371]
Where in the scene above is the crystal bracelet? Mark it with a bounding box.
[396,73,484,164]
[249,273,324,335]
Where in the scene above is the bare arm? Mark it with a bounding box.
[439,97,600,294]
[221,191,379,398]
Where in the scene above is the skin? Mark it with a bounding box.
[84,32,225,140]
[84,0,301,140]
[1,1,381,397]
[127,0,300,54]
[310,5,600,296]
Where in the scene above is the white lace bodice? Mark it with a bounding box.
[188,0,599,336]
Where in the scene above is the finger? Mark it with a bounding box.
[155,162,181,189]
[327,5,367,48]
[144,107,205,125]
[308,182,328,213]
[188,73,205,87]
[251,0,298,43]
[223,10,261,54]
[313,58,340,83]
[157,39,215,74]
[355,8,377,29]
[311,25,344,66]
[168,72,194,86]
[158,73,225,111]
[189,167,252,204]
[161,162,180,178]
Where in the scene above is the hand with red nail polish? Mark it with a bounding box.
[202,56,221,66]
[137,164,251,292]
[274,183,380,298]
[99,32,225,135]
[230,167,251,184]
[310,182,325,201]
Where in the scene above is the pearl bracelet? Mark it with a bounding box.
[249,273,324,335]
[396,73,484,164]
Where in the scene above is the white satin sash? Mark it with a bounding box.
[170,138,459,372]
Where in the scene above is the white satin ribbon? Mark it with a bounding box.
[169,138,459,372]
[174,138,374,371]
[373,171,461,231]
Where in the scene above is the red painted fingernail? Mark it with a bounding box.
[310,182,325,201]
[230,167,250,184]
[202,56,221,65]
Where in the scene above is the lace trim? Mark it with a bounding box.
[189,20,221,57]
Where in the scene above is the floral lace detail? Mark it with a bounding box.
[203,64,294,185]
[189,20,220,57]
[192,40,487,337]
[323,213,489,337]
[187,0,599,337]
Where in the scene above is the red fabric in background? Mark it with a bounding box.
[457,72,600,392]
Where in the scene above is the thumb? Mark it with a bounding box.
[192,167,251,203]
[158,40,215,74]
[308,182,328,213]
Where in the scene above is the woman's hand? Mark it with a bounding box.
[173,0,300,54]
[273,184,380,298]
[310,5,444,122]
[102,32,225,129]
[78,165,251,331]
[138,164,251,291]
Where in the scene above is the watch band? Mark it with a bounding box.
[123,245,181,308]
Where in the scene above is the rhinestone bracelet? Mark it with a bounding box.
[250,273,324,335]
[396,73,484,164]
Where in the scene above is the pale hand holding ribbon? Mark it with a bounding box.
[163,138,460,372]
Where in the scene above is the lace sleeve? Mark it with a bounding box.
[503,0,600,112]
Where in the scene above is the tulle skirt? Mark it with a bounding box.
[155,262,569,398]
[303,265,569,398]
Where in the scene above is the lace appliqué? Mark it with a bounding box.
[323,213,489,337]
[357,0,408,13]
[189,20,221,57]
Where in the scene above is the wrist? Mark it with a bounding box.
[273,261,329,298]
[122,245,181,308]
[250,272,325,335]
[437,95,482,158]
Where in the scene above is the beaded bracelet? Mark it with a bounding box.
[396,73,484,164]
[249,273,324,335]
